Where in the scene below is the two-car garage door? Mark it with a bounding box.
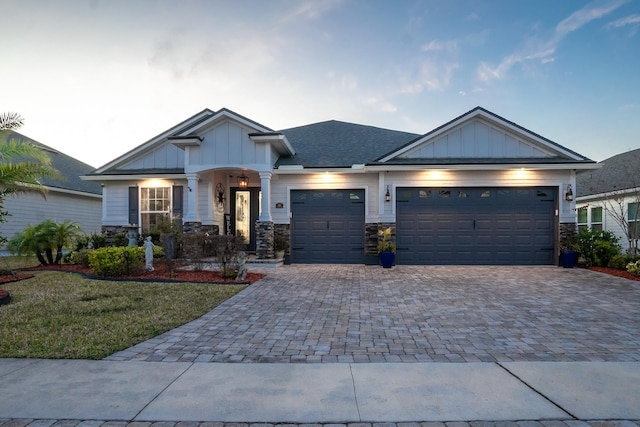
[396,187,557,265]
[289,187,557,265]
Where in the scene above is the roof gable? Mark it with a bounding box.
[376,107,591,165]
[91,108,215,174]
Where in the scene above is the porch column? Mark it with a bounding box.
[184,173,200,223]
[258,171,273,222]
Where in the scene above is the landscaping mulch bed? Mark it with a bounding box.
[0,273,35,285]
[14,263,265,284]
[589,266,640,282]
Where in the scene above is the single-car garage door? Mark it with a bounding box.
[290,189,365,264]
[396,187,557,265]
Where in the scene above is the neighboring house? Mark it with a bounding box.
[0,132,103,254]
[82,106,596,265]
[576,148,640,253]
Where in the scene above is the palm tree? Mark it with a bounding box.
[51,220,85,264]
[0,112,62,198]
[7,219,85,265]
[0,112,62,246]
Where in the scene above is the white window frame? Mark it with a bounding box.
[140,186,172,233]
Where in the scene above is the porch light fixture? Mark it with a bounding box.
[565,184,573,202]
[237,174,249,188]
[385,185,391,202]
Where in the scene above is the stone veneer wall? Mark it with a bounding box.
[182,222,218,235]
[255,221,274,259]
[559,222,577,248]
[101,225,134,246]
[274,223,291,256]
[365,222,396,256]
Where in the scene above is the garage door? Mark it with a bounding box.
[396,187,557,265]
[290,189,365,264]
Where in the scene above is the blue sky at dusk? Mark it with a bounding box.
[3,0,639,167]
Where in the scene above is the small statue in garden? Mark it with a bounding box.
[126,229,138,247]
[144,236,154,271]
[236,251,247,280]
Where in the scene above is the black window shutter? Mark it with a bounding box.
[173,185,184,224]
[128,186,138,225]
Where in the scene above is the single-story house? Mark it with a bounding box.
[82,106,597,265]
[576,148,640,253]
[1,132,103,254]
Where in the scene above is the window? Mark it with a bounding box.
[140,187,171,233]
[578,207,588,232]
[590,206,603,231]
[629,202,640,239]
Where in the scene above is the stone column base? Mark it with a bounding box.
[255,221,274,259]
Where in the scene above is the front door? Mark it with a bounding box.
[231,187,261,252]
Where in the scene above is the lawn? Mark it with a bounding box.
[0,260,247,359]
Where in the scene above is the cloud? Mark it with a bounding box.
[556,0,629,35]
[420,39,458,53]
[279,0,344,23]
[476,0,628,83]
[606,13,640,30]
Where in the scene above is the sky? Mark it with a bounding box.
[3,0,640,168]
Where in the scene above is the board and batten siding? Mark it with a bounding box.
[0,190,101,252]
[187,121,271,169]
[118,141,185,170]
[399,120,553,159]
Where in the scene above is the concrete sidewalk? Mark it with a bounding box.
[1,359,638,423]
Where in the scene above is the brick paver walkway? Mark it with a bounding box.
[105,265,640,363]
[2,420,640,427]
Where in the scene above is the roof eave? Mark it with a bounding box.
[249,133,296,156]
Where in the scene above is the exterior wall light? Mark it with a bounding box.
[238,174,249,188]
[565,184,573,202]
[385,185,391,202]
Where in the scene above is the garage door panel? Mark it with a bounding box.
[397,186,557,265]
[291,189,365,264]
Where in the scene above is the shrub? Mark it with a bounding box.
[69,248,92,267]
[627,260,640,276]
[88,246,145,276]
[593,240,621,267]
[575,229,620,267]
[112,232,129,247]
[608,254,640,270]
[274,235,290,252]
[75,232,108,251]
[208,234,246,278]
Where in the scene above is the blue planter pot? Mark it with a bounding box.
[561,250,577,268]
[380,251,395,268]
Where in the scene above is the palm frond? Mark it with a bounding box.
[0,112,24,130]
[0,138,52,165]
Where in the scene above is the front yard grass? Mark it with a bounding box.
[0,271,246,359]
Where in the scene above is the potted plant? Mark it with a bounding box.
[378,227,396,268]
[560,227,578,268]
[274,235,289,259]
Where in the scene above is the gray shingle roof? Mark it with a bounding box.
[577,148,640,197]
[6,132,102,195]
[276,120,420,168]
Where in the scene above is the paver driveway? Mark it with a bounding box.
[106,265,640,363]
